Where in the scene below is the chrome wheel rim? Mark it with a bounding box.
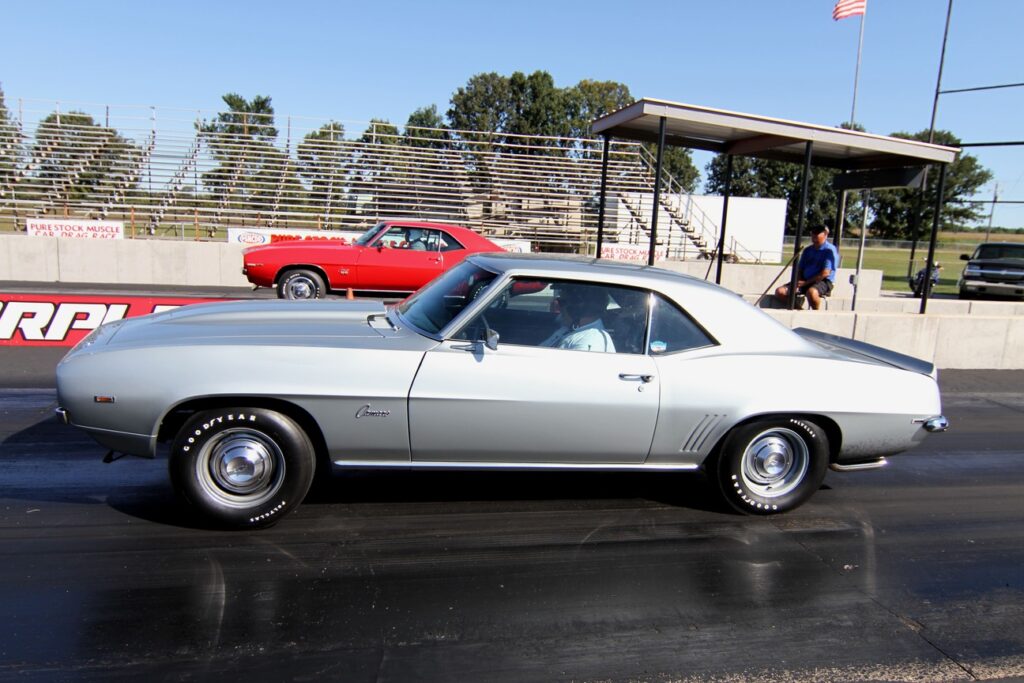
[284,275,317,299]
[197,429,285,507]
[740,428,809,499]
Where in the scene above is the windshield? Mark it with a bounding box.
[975,244,1024,260]
[395,261,500,335]
[354,222,388,246]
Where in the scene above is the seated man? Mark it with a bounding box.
[406,228,429,251]
[775,224,839,310]
[540,285,616,352]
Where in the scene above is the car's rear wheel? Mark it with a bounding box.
[169,408,316,529]
[714,417,828,515]
[278,269,325,300]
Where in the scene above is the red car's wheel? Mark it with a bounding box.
[278,269,326,300]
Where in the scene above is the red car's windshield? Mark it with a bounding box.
[354,222,389,246]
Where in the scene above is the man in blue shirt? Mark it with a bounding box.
[775,225,840,310]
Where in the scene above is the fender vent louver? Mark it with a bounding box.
[680,414,724,453]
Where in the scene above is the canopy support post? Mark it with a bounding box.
[596,134,611,259]
[648,116,666,266]
[920,163,947,314]
[787,141,814,310]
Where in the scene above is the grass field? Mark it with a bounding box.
[854,247,966,295]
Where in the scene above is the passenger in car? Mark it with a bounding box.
[540,285,616,352]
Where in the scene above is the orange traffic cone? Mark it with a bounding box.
[346,288,355,300]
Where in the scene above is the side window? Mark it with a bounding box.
[377,226,407,248]
[439,232,465,252]
[377,226,437,251]
[648,294,714,355]
[453,278,648,355]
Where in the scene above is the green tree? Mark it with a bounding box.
[869,129,992,239]
[198,93,286,215]
[505,71,570,147]
[28,111,142,209]
[354,119,405,217]
[404,105,449,148]
[201,93,277,141]
[359,119,400,145]
[297,121,347,214]
[649,146,700,194]
[564,79,633,139]
[447,72,510,141]
[705,140,849,236]
[0,88,25,215]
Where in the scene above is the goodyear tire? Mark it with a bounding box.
[278,269,325,300]
[714,417,828,515]
[169,408,316,529]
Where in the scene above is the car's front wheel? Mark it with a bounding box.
[278,269,326,300]
[713,417,828,515]
[169,408,316,529]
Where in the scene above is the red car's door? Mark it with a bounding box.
[356,226,445,291]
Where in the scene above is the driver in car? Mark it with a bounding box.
[540,285,616,353]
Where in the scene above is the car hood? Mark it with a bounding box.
[96,299,416,350]
[243,242,360,259]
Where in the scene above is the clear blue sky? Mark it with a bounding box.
[4,0,1022,228]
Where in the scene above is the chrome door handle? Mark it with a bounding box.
[618,373,654,383]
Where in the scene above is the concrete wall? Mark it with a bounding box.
[0,235,249,287]
[2,234,1021,369]
[763,309,1024,370]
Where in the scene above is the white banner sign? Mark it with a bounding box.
[27,218,124,240]
[227,227,363,246]
[598,243,668,263]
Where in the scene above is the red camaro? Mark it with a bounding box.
[242,221,502,299]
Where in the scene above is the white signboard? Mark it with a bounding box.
[27,218,124,240]
[599,243,669,263]
[227,227,363,246]
[492,238,532,253]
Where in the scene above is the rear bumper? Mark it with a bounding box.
[917,415,949,433]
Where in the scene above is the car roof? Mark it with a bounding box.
[380,220,498,249]
[381,220,465,229]
[468,252,723,292]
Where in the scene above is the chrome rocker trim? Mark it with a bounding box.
[332,459,701,472]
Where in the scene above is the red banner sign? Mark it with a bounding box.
[0,294,220,347]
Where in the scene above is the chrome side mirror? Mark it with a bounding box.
[485,328,499,351]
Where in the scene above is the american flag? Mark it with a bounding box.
[833,0,867,20]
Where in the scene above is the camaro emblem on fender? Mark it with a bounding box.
[355,404,390,418]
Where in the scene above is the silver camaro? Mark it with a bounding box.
[56,253,948,528]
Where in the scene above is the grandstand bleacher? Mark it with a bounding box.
[0,102,756,260]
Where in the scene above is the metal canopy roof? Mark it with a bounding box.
[592,98,960,170]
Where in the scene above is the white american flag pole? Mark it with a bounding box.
[834,0,868,126]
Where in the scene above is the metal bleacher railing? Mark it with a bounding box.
[0,101,756,261]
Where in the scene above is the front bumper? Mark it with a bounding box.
[959,278,1024,298]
